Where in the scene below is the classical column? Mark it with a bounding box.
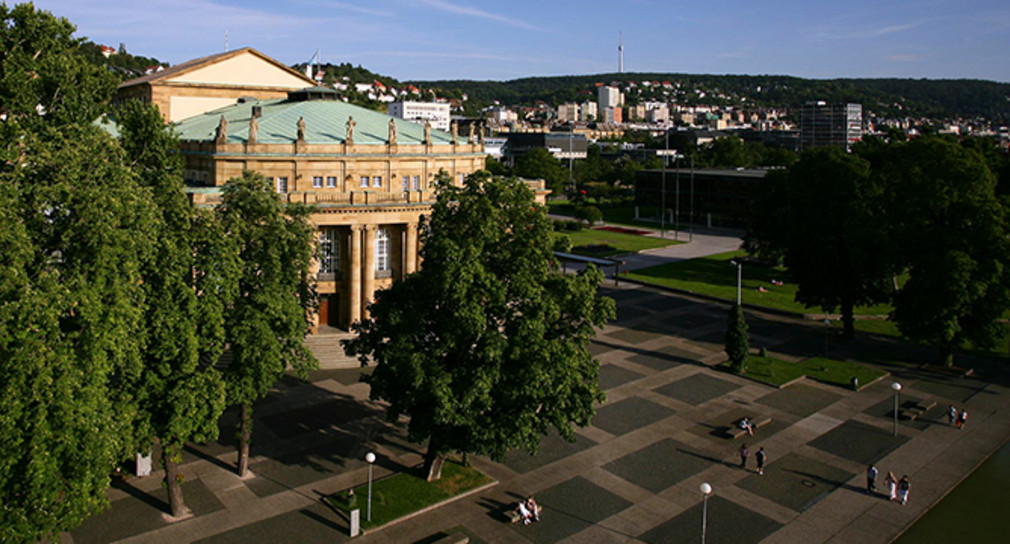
[348,225,362,325]
[362,225,377,319]
[405,223,418,275]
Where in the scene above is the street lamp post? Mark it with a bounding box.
[365,452,376,521]
[823,317,831,356]
[689,155,695,242]
[891,382,902,436]
[675,155,681,240]
[661,131,667,238]
[700,482,712,544]
[730,259,742,305]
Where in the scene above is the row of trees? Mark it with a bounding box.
[747,138,1010,366]
[1,5,317,541]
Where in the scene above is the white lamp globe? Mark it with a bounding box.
[365,452,376,464]
[699,482,712,495]
[891,382,902,392]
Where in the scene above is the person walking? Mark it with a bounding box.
[948,405,958,426]
[957,409,968,430]
[866,464,878,493]
[739,443,749,469]
[885,472,898,501]
[756,447,767,475]
[897,476,911,505]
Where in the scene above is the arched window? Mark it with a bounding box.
[375,228,390,274]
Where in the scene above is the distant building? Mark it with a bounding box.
[598,85,622,111]
[645,103,669,124]
[580,101,598,122]
[601,106,623,125]
[387,100,451,131]
[504,132,588,166]
[635,167,769,229]
[557,103,580,123]
[799,102,862,151]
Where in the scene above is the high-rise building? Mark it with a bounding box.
[799,102,862,151]
[598,86,622,110]
[580,101,598,122]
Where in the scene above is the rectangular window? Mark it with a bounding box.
[312,176,323,188]
[276,177,288,193]
[372,176,382,188]
[412,175,420,190]
[326,176,337,188]
[458,173,464,184]
[360,176,369,188]
[375,229,390,273]
[402,175,410,191]
[318,228,340,277]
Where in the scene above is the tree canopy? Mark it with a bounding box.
[217,171,318,476]
[747,147,892,337]
[0,5,154,540]
[514,148,567,194]
[344,172,615,480]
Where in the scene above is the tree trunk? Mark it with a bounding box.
[237,403,252,477]
[424,442,445,482]
[841,298,855,340]
[938,346,955,368]
[162,444,191,519]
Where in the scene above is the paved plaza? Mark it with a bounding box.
[66,281,1010,544]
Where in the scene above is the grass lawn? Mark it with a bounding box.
[327,459,492,530]
[626,250,892,316]
[553,229,679,257]
[721,355,887,388]
[549,202,680,231]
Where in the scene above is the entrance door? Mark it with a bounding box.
[327,295,341,327]
[318,297,329,326]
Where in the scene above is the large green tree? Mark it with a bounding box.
[118,101,236,518]
[343,172,615,481]
[746,148,892,338]
[881,138,1010,367]
[514,147,567,194]
[0,5,153,540]
[217,171,318,477]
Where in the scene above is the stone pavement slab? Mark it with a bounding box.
[507,476,632,543]
[71,479,224,544]
[603,438,712,493]
[654,373,743,406]
[758,384,845,418]
[191,501,349,544]
[735,452,857,512]
[598,364,644,390]
[501,431,597,474]
[591,396,675,436]
[638,495,782,544]
[808,420,910,466]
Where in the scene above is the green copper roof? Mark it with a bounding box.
[173,95,454,146]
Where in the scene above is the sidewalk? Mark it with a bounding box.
[66,283,1010,544]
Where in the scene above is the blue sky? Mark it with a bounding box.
[30,0,1010,82]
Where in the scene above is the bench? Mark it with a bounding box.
[431,532,469,544]
[724,417,772,439]
[899,399,936,421]
[507,504,543,524]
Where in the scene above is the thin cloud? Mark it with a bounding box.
[365,50,549,64]
[413,0,543,31]
[808,19,930,41]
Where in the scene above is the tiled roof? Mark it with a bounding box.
[173,94,454,146]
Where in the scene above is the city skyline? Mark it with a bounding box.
[28,0,1010,82]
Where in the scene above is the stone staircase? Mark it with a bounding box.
[305,329,360,369]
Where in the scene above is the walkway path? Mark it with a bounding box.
[67,284,1010,544]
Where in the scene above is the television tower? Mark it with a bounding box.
[618,31,624,73]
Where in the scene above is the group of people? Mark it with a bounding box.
[867,465,911,505]
[513,495,541,525]
[948,405,968,429]
[739,444,767,475]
